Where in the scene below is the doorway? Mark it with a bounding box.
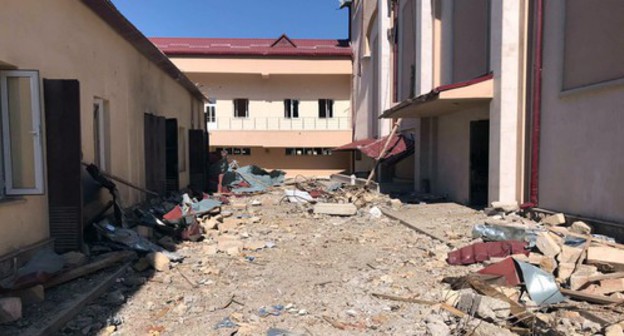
[165,118,179,193]
[469,120,489,206]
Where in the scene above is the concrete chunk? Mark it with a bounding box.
[490,201,519,213]
[536,232,562,257]
[596,278,624,295]
[558,245,583,264]
[6,285,44,305]
[570,221,592,235]
[539,256,557,273]
[541,213,566,226]
[587,246,624,271]
[557,262,575,282]
[570,265,599,290]
[313,203,357,216]
[0,297,22,324]
[146,252,170,272]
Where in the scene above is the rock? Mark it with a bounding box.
[106,290,125,305]
[539,256,558,273]
[536,232,562,257]
[596,278,624,295]
[251,199,262,206]
[62,251,88,268]
[133,257,150,272]
[147,252,170,272]
[490,201,519,213]
[101,325,116,336]
[606,324,624,336]
[557,262,575,282]
[425,314,450,336]
[0,297,22,324]
[345,309,358,317]
[218,218,240,233]
[200,217,219,231]
[558,245,582,264]
[528,252,546,265]
[389,199,402,209]
[217,235,244,255]
[7,285,45,305]
[248,216,261,224]
[570,265,599,290]
[542,213,566,226]
[457,291,510,322]
[570,221,592,235]
[123,276,147,287]
[582,319,601,333]
[610,292,624,299]
[203,245,218,255]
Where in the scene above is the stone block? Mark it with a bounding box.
[539,256,557,273]
[0,297,21,324]
[570,221,592,235]
[313,203,357,216]
[557,262,575,282]
[146,252,170,272]
[541,213,566,226]
[596,278,624,295]
[558,245,583,264]
[536,232,562,257]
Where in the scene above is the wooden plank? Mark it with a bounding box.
[44,251,135,289]
[380,207,450,245]
[560,288,624,305]
[313,203,357,216]
[22,262,131,336]
[371,293,466,317]
[586,272,624,283]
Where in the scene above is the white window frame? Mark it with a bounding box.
[0,70,44,195]
[93,97,107,171]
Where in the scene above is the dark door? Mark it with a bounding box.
[188,129,208,192]
[165,119,179,193]
[470,120,489,207]
[144,114,166,195]
[44,79,83,252]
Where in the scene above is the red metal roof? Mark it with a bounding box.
[150,36,352,58]
[334,134,414,161]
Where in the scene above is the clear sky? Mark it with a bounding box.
[110,0,349,39]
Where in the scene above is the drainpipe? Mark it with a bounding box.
[527,0,544,207]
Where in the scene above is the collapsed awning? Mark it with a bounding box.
[334,134,414,163]
[380,73,494,119]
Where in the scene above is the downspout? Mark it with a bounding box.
[528,0,544,206]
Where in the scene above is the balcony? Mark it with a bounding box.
[208,116,351,131]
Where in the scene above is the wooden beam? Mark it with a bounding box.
[44,251,136,289]
[380,207,450,245]
[560,288,624,305]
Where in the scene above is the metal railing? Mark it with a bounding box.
[208,116,351,131]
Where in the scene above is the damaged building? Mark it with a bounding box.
[0,0,207,267]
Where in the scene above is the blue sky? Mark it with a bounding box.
[111,0,349,39]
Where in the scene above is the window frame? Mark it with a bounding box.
[233,99,249,118]
[284,99,300,119]
[205,104,216,123]
[0,70,45,195]
[93,97,108,171]
[318,99,334,119]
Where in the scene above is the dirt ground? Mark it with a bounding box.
[35,189,499,336]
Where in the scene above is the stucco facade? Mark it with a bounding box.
[0,1,204,256]
[153,37,353,177]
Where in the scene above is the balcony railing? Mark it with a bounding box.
[208,116,351,131]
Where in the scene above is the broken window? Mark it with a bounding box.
[233,99,249,118]
[0,70,45,196]
[284,99,299,118]
[93,97,110,172]
[318,99,334,118]
[285,147,333,156]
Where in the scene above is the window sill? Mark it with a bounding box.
[0,196,27,207]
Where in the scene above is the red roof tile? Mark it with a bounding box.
[150,35,352,58]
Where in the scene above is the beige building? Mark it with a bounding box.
[152,36,353,177]
[359,0,624,229]
[0,1,206,259]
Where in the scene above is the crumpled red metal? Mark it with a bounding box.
[446,241,528,265]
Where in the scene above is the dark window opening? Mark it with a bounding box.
[233,99,249,118]
[318,99,334,118]
[284,99,299,118]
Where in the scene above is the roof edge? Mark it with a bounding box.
[80,0,206,102]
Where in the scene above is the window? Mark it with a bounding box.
[205,104,216,123]
[0,70,44,196]
[318,99,334,118]
[284,99,299,118]
[233,99,249,118]
[285,147,333,156]
[216,147,251,156]
[93,97,109,171]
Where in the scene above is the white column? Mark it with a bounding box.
[378,0,392,137]
[488,0,523,204]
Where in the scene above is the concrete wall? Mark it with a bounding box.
[452,0,490,83]
[539,0,624,222]
[210,146,350,178]
[431,108,489,204]
[0,0,203,256]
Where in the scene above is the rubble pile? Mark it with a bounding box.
[438,203,624,335]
